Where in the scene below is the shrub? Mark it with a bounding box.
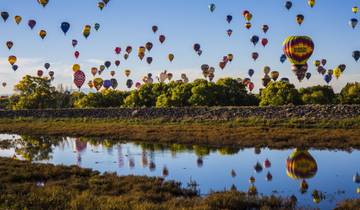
[74,90,128,108]
[260,81,302,106]
[299,85,337,104]
[340,82,360,104]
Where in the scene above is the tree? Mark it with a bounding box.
[299,85,337,104]
[12,75,57,110]
[216,78,251,106]
[260,81,301,106]
[189,79,219,106]
[74,90,128,108]
[340,82,360,104]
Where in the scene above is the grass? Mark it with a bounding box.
[0,157,297,210]
[0,117,360,149]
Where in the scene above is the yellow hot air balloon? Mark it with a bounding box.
[98,2,105,10]
[227,54,234,62]
[286,149,317,180]
[125,69,131,77]
[8,55,17,66]
[168,53,174,62]
[83,25,91,39]
[333,67,342,79]
[39,30,47,39]
[138,46,146,54]
[313,60,321,67]
[14,16,22,25]
[352,6,358,14]
[244,13,252,21]
[72,64,80,72]
[93,78,104,91]
[308,0,315,8]
[138,52,145,60]
[263,66,271,75]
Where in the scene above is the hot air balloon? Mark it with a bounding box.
[49,71,54,78]
[227,54,234,62]
[262,75,271,87]
[280,54,287,63]
[74,70,85,89]
[313,60,321,67]
[94,23,100,31]
[126,46,132,54]
[353,50,360,62]
[168,54,174,62]
[321,59,327,66]
[8,56,17,66]
[37,69,44,77]
[61,22,70,35]
[110,70,115,77]
[72,39,78,48]
[338,64,346,72]
[248,82,255,92]
[126,79,133,89]
[252,52,259,61]
[124,54,129,60]
[37,0,49,7]
[262,25,269,33]
[74,51,80,59]
[226,15,233,24]
[125,69,131,77]
[227,29,233,37]
[110,78,118,89]
[251,35,259,46]
[283,36,314,79]
[353,6,359,14]
[261,38,268,47]
[145,42,153,51]
[12,65,18,71]
[263,66,271,75]
[44,63,50,70]
[1,12,9,22]
[209,4,216,12]
[334,67,341,79]
[6,41,13,50]
[248,69,255,77]
[286,149,318,193]
[72,64,80,72]
[159,35,166,44]
[324,74,332,84]
[115,60,120,67]
[115,47,121,55]
[285,1,292,10]
[28,19,36,30]
[91,67,98,76]
[14,16,22,25]
[350,18,358,29]
[146,57,153,65]
[244,13,252,22]
[219,62,226,70]
[296,14,305,25]
[103,80,112,90]
[306,72,312,80]
[93,78,103,91]
[98,2,105,10]
[271,71,280,81]
[308,0,315,8]
[152,25,158,34]
[245,22,252,29]
[83,25,91,39]
[88,80,94,89]
[104,61,111,69]
[39,30,47,39]
[193,43,201,52]
[2,82,7,87]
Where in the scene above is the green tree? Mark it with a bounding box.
[260,81,301,106]
[340,82,360,104]
[299,85,337,104]
[156,82,193,107]
[74,90,128,108]
[12,75,57,110]
[215,78,250,106]
[189,79,219,106]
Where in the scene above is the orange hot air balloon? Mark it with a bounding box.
[124,69,131,77]
[14,16,22,25]
[83,25,91,39]
[39,30,47,39]
[38,0,49,7]
[8,55,17,66]
[296,14,305,25]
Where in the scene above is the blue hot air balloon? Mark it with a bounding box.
[248,69,255,77]
[103,80,112,89]
[324,74,332,84]
[61,22,70,35]
[280,54,287,63]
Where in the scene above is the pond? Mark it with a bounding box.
[0,134,359,209]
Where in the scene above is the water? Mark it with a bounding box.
[0,134,359,209]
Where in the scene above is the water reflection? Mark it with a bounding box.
[1,135,359,209]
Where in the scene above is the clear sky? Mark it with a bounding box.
[0,0,359,94]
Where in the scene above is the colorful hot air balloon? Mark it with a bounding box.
[1,12,9,22]
[39,30,47,39]
[110,70,115,77]
[353,6,359,14]
[83,25,91,39]
[126,46,132,54]
[91,67,98,76]
[37,69,44,77]
[252,52,259,61]
[125,69,131,77]
[37,0,49,7]
[14,16,22,25]
[73,70,86,89]
[261,38,268,47]
[308,0,315,8]
[8,55,17,66]
[72,64,80,72]
[283,36,314,77]
[227,29,233,37]
[271,71,280,81]
[61,22,70,35]
[6,41,13,50]
[248,82,255,92]
[245,22,252,30]
[115,60,120,67]
[324,74,332,84]
[93,78,103,91]
[334,67,342,79]
[103,80,112,89]
[209,4,216,12]
[115,47,121,55]
[98,2,105,10]
[28,19,36,30]
[74,51,80,59]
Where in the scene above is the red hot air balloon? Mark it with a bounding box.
[74,70,86,89]
[74,51,80,59]
[261,38,268,47]
[159,35,166,44]
[115,47,121,55]
[37,69,44,77]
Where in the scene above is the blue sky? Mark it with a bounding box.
[0,0,359,94]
